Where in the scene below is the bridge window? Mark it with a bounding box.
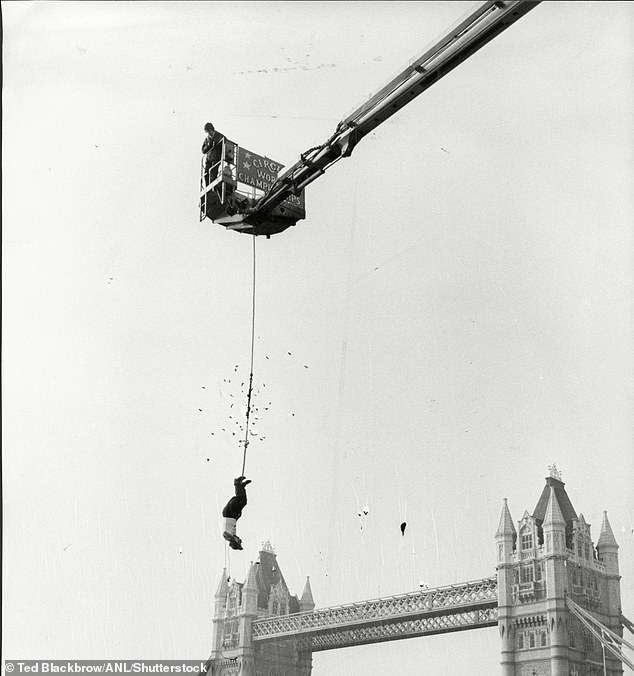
[535,563,542,581]
[529,632,536,648]
[540,631,547,647]
[520,566,534,583]
[518,633,524,649]
[521,532,533,550]
[584,543,590,559]
[577,540,583,557]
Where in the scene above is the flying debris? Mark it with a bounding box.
[207,458,210,462]
[363,507,369,516]
[202,386,206,389]
[288,352,292,355]
[304,365,309,369]
[400,522,407,536]
[198,409,203,412]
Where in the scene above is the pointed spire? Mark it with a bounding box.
[597,511,619,549]
[495,498,516,538]
[543,486,565,527]
[300,576,315,611]
[244,561,258,592]
[214,568,229,597]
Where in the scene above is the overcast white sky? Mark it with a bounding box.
[2,2,633,674]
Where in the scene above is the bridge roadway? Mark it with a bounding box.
[252,576,499,652]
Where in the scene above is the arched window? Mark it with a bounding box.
[540,631,547,647]
[529,632,536,648]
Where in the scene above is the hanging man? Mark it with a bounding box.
[222,476,252,550]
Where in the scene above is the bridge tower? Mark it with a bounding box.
[210,540,314,676]
[495,467,623,676]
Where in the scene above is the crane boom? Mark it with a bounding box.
[200,0,540,236]
[250,0,539,221]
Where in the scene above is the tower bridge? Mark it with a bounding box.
[252,576,498,651]
[207,471,630,675]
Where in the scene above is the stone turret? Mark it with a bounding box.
[211,568,229,658]
[496,466,624,676]
[299,577,315,613]
[597,511,619,574]
[496,498,517,676]
[597,511,623,676]
[209,542,314,676]
[542,485,568,676]
[237,562,259,676]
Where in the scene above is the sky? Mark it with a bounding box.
[2,1,633,674]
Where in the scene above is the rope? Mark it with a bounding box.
[241,234,257,476]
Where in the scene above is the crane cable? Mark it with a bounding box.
[241,234,257,476]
